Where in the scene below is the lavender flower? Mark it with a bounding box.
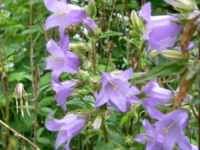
[142,79,174,120]
[154,110,191,150]
[94,69,140,112]
[52,80,76,110]
[44,0,98,35]
[45,39,80,81]
[135,119,164,150]
[136,110,192,150]
[45,112,85,150]
[44,0,86,31]
[139,2,183,54]
[83,17,98,33]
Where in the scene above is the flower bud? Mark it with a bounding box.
[86,0,97,19]
[93,115,102,130]
[160,49,184,60]
[131,10,143,32]
[164,0,197,12]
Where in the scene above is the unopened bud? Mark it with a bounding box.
[164,0,197,12]
[160,49,184,60]
[131,10,143,32]
[93,115,102,130]
[87,0,97,19]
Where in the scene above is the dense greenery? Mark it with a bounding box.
[0,0,200,149]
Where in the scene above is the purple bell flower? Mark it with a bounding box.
[94,69,140,112]
[45,39,80,81]
[45,112,85,150]
[142,79,174,120]
[52,80,76,110]
[139,2,183,54]
[44,0,98,35]
[136,110,192,150]
[44,0,86,31]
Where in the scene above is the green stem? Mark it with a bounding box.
[101,115,108,143]
[92,39,97,74]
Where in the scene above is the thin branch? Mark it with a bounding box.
[0,120,40,150]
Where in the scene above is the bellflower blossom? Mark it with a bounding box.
[45,112,85,150]
[94,69,140,112]
[44,0,98,36]
[142,79,174,120]
[136,110,192,150]
[45,39,80,81]
[139,2,183,54]
[52,80,76,110]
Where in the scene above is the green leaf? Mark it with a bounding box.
[137,61,187,83]
[192,99,200,104]
[8,72,27,82]
[93,142,114,150]
[96,31,123,40]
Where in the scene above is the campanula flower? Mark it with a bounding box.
[154,110,191,150]
[139,2,183,54]
[52,80,76,110]
[45,112,85,150]
[44,0,86,31]
[136,110,192,150]
[44,0,98,35]
[45,39,80,81]
[94,69,140,112]
[142,79,174,120]
[135,119,165,150]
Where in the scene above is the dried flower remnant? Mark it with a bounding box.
[14,83,30,117]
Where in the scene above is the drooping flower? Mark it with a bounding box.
[52,80,76,110]
[139,2,183,54]
[143,79,174,102]
[45,39,80,81]
[135,110,192,150]
[83,17,98,33]
[45,112,85,150]
[142,79,174,119]
[94,69,140,112]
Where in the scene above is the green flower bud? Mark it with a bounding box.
[164,0,198,13]
[131,10,143,32]
[87,0,97,19]
[160,49,184,60]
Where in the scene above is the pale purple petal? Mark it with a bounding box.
[44,0,70,14]
[116,69,133,81]
[139,2,151,22]
[83,17,98,33]
[56,130,69,149]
